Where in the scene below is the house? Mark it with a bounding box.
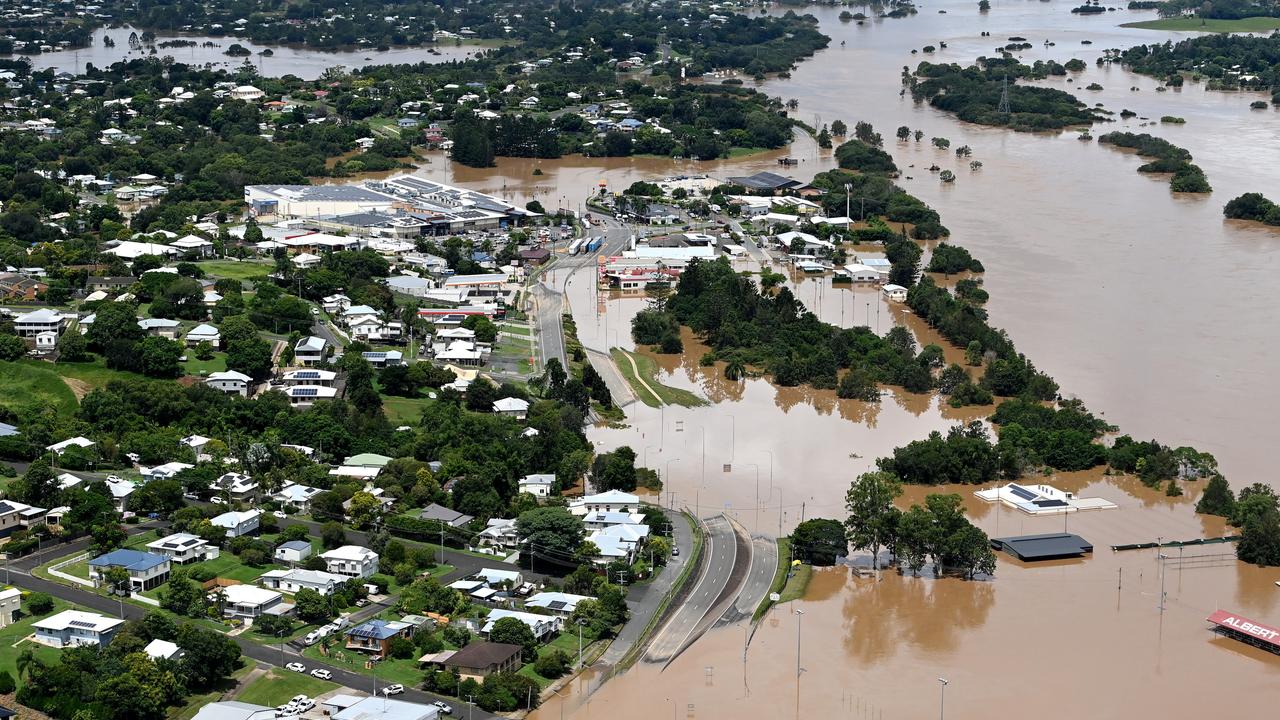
[286,385,338,406]
[14,308,67,337]
[345,618,412,657]
[882,284,908,301]
[520,96,539,109]
[172,235,215,257]
[568,490,641,516]
[481,609,561,640]
[221,584,286,618]
[146,533,218,564]
[321,546,380,578]
[332,697,439,720]
[215,472,258,502]
[321,294,351,314]
[517,247,551,266]
[273,540,313,565]
[583,511,646,530]
[141,462,194,482]
[291,252,321,269]
[274,483,322,513]
[418,503,474,528]
[479,518,519,549]
[294,336,329,366]
[46,436,94,455]
[259,568,348,595]
[492,397,530,419]
[33,610,125,648]
[0,272,47,300]
[440,641,522,681]
[361,350,404,368]
[210,509,261,538]
[186,324,221,346]
[206,370,252,397]
[518,473,554,498]
[843,263,885,283]
[587,523,650,564]
[231,85,264,101]
[0,500,48,538]
[144,638,184,661]
[103,241,177,260]
[87,276,136,293]
[641,204,681,225]
[190,701,276,720]
[89,549,171,591]
[524,591,593,616]
[138,318,182,339]
[471,568,522,589]
[181,435,211,455]
[282,369,336,386]
[103,479,135,513]
[0,587,21,627]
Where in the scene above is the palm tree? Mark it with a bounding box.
[16,647,43,683]
[724,358,746,381]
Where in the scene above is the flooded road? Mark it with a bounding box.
[518,2,1280,718]
[20,26,493,78]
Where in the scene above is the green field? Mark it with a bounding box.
[382,395,433,425]
[198,260,273,283]
[498,323,531,336]
[0,360,79,413]
[1121,16,1280,32]
[610,349,706,408]
[182,352,229,376]
[236,668,338,706]
[0,594,72,680]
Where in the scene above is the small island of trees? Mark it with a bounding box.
[1223,192,1280,226]
[1096,132,1211,192]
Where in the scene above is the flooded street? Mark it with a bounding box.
[20,26,492,78]
[517,1,1280,718]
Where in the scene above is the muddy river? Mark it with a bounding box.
[517,1,1280,717]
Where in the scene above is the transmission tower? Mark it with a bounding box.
[997,75,1011,114]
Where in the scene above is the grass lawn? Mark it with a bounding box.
[0,595,73,680]
[302,644,425,686]
[34,357,151,390]
[190,554,275,583]
[198,259,273,283]
[777,561,812,604]
[727,146,771,158]
[382,394,433,425]
[236,668,338,706]
[495,335,534,357]
[0,360,79,414]
[498,323,531,336]
[170,664,255,720]
[183,352,228,377]
[610,349,706,408]
[1121,16,1280,32]
[519,632,597,688]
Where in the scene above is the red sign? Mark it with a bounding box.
[1207,610,1280,648]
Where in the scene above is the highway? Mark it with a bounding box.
[722,535,779,626]
[642,514,749,666]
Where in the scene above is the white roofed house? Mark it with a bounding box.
[583,510,646,530]
[492,397,530,420]
[211,509,261,538]
[274,482,322,512]
[291,252,321,269]
[481,609,560,640]
[321,294,351,314]
[282,368,336,386]
[14,308,67,337]
[46,436,94,455]
[33,610,125,648]
[258,568,348,595]
[141,462,194,482]
[341,304,379,327]
[568,490,641,516]
[144,639,184,661]
[294,335,329,366]
[524,591,593,616]
[478,518,519,550]
[881,284,908,302]
[215,472,258,502]
[230,85,264,101]
[186,323,221,346]
[586,523,650,565]
[518,473,555,498]
[146,532,219,564]
[172,234,214,257]
[220,584,286,618]
[320,545,380,578]
[206,370,252,397]
[285,385,338,406]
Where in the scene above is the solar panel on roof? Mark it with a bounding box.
[1008,485,1037,501]
[297,371,319,378]
[548,600,566,610]
[69,620,97,629]
[294,388,318,396]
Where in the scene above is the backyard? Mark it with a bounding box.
[197,260,273,283]
[0,594,73,680]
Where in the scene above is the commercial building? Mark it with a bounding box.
[991,533,1094,561]
[245,184,397,219]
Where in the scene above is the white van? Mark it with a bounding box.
[303,631,321,646]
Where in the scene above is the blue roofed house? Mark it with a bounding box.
[617,118,644,132]
[89,548,171,591]
[345,618,413,658]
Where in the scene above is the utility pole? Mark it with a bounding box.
[938,678,949,720]
[794,609,804,678]
[577,618,585,668]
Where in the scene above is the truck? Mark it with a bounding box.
[567,239,583,255]
[585,237,603,253]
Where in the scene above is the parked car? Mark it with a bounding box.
[285,662,306,673]
[273,510,286,519]
[381,684,404,696]
[107,475,123,483]
[355,598,369,607]
[210,496,224,505]
[295,699,315,713]
[672,546,680,557]
[331,616,350,630]
[310,669,332,680]
[289,695,309,706]
[433,701,454,715]
[303,631,320,645]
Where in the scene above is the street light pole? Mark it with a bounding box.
[794,609,804,678]
[938,678,949,720]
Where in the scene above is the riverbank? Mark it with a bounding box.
[1121,16,1280,32]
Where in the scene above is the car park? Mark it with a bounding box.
[310,669,332,680]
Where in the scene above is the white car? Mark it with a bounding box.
[310,669,332,680]
[289,695,309,706]
[210,496,224,505]
[273,510,286,519]
[433,701,453,715]
[381,684,404,696]
[285,662,306,673]
[295,699,315,713]
[106,474,123,483]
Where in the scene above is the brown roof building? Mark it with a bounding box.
[518,247,551,266]
[0,273,46,301]
[442,641,522,681]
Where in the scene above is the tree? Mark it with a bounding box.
[293,588,333,624]
[1195,475,1235,518]
[176,623,242,690]
[161,568,202,616]
[223,316,272,379]
[533,649,570,678]
[136,336,183,378]
[831,120,848,137]
[517,507,585,565]
[836,368,879,401]
[948,523,996,579]
[844,471,903,569]
[791,519,847,566]
[0,670,15,695]
[0,334,25,361]
[102,565,132,594]
[321,521,348,548]
[57,331,91,362]
[488,616,539,662]
[593,446,638,492]
[26,592,54,615]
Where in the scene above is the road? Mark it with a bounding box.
[4,527,494,716]
[642,514,750,666]
[721,536,778,625]
[595,507,693,667]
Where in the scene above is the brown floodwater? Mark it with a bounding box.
[518,1,1280,717]
[22,26,493,78]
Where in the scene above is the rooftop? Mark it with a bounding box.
[991,533,1094,561]
[442,640,522,669]
[90,548,169,572]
